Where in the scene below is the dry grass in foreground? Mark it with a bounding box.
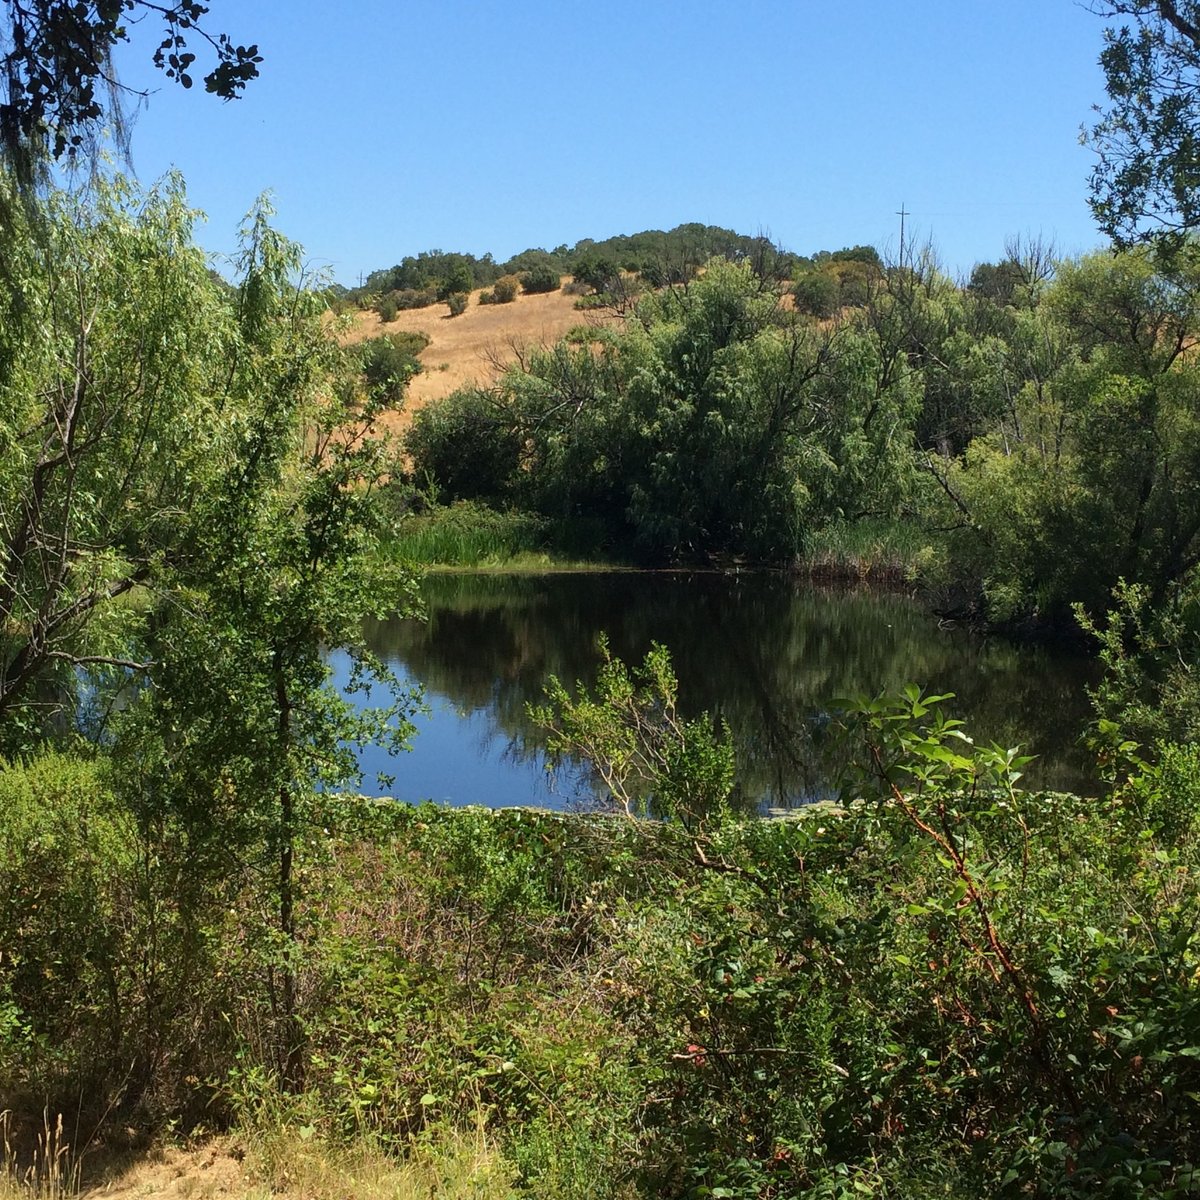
[1,1119,513,1200]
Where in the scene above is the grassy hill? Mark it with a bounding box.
[337,280,620,432]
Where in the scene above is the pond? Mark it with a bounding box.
[329,571,1100,812]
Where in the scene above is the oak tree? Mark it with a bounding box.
[0,1,260,166]
[1088,2,1200,249]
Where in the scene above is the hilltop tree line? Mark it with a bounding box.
[334,224,888,318]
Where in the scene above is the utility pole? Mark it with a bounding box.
[896,203,909,268]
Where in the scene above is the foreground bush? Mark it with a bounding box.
[5,693,1200,1196]
[0,752,248,1120]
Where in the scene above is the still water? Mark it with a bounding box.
[329,572,1099,811]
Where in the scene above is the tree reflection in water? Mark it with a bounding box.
[331,572,1098,811]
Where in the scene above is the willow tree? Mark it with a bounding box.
[0,172,238,736]
[0,172,418,1084]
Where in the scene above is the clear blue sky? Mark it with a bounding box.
[109,1,1113,286]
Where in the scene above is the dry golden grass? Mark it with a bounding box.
[0,1126,513,1200]
[336,282,620,434]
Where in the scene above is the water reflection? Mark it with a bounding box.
[334,572,1099,810]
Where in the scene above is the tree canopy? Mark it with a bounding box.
[1088,1,1200,249]
[0,1,260,165]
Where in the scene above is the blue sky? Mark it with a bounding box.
[110,1,1113,286]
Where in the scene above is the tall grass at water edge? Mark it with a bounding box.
[800,517,933,584]
[382,501,611,570]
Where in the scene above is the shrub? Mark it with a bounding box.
[394,287,437,310]
[0,752,134,1101]
[446,292,468,318]
[478,289,495,305]
[406,387,521,499]
[521,264,561,294]
[530,638,735,826]
[374,288,437,320]
[791,269,840,319]
[357,331,429,405]
[492,275,520,303]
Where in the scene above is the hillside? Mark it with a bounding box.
[337,282,620,431]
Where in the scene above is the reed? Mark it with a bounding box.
[384,502,610,570]
[800,517,932,584]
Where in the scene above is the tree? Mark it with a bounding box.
[0,1,260,167]
[0,174,420,1084]
[1088,1,1200,249]
[967,259,1027,306]
[436,258,475,301]
[938,247,1200,624]
[571,254,621,295]
[412,259,919,562]
[0,170,245,736]
[0,166,415,768]
[115,204,419,1078]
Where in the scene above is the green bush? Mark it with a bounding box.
[0,750,257,1120]
[0,752,134,1101]
[356,331,429,406]
[373,289,437,321]
[492,275,519,303]
[521,264,561,294]
[406,387,521,500]
[478,289,496,305]
[791,269,840,319]
[446,292,468,318]
[530,638,734,826]
[394,287,438,310]
[271,697,1200,1195]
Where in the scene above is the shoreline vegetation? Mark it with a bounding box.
[5,743,1200,1198]
[5,179,1200,1197]
[383,502,930,591]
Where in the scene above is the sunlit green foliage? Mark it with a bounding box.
[9,688,1200,1196]
[529,636,735,824]
[355,330,428,406]
[940,247,1200,624]
[410,260,918,562]
[0,172,423,1099]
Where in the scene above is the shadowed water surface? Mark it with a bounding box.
[330,572,1099,811]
